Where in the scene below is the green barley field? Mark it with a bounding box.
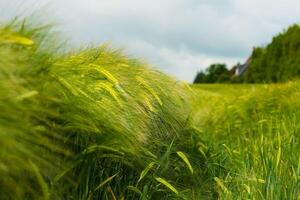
[0,20,299,200]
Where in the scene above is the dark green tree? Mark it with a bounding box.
[243,24,300,83]
[193,71,206,83]
[193,64,230,83]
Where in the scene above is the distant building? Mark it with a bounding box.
[233,57,251,76]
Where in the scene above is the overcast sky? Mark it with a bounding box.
[1,0,300,82]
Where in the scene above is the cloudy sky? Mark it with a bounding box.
[1,0,300,82]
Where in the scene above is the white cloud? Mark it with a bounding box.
[113,38,241,81]
[1,0,300,82]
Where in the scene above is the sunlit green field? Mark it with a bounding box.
[0,19,299,200]
[191,83,300,199]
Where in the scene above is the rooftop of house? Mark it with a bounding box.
[234,56,252,76]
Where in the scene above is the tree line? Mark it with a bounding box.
[194,24,300,83]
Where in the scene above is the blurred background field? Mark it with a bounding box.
[191,83,300,199]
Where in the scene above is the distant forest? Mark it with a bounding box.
[194,24,300,83]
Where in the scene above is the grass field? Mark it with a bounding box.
[191,83,300,199]
[0,20,299,200]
